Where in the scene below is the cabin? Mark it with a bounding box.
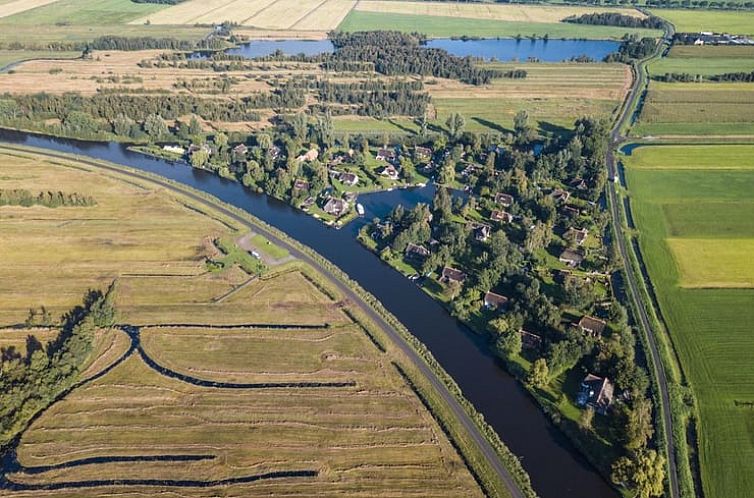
[232,143,248,156]
[379,164,400,180]
[414,146,432,162]
[293,179,309,191]
[551,188,571,204]
[483,291,509,311]
[578,315,607,337]
[565,227,589,246]
[296,149,319,163]
[562,205,581,218]
[376,148,397,163]
[490,210,514,224]
[339,172,359,187]
[322,198,349,217]
[576,374,614,415]
[440,266,466,285]
[494,192,514,208]
[405,243,430,260]
[519,330,543,351]
[559,248,584,268]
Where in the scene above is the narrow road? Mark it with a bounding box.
[605,22,681,498]
[0,144,527,498]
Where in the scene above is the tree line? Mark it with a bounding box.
[563,12,665,30]
[0,189,96,208]
[603,35,657,63]
[653,70,754,82]
[0,283,118,451]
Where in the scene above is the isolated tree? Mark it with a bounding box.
[445,112,465,141]
[495,330,522,358]
[188,116,202,136]
[528,358,549,388]
[190,149,209,169]
[257,132,272,152]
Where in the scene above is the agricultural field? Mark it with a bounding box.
[134,0,357,30]
[622,144,754,498]
[335,62,628,136]
[650,8,754,36]
[0,50,79,70]
[0,148,488,497]
[0,0,61,20]
[649,45,754,77]
[338,10,662,39]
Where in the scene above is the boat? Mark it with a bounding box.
[356,203,365,216]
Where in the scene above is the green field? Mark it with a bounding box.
[651,8,754,35]
[0,0,167,25]
[338,10,662,39]
[0,50,79,69]
[649,45,754,76]
[623,144,754,498]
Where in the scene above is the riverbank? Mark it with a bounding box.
[0,142,535,498]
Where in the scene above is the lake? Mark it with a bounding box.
[221,38,619,62]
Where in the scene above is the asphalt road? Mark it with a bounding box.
[605,23,681,498]
[0,144,527,498]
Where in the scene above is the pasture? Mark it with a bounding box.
[0,0,61,20]
[0,148,490,497]
[623,144,754,497]
[134,0,356,30]
[633,82,754,137]
[338,10,662,39]
[0,0,167,26]
[651,8,754,36]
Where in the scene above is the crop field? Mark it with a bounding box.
[623,144,754,498]
[650,8,754,36]
[0,0,167,26]
[338,10,662,39]
[135,0,357,30]
[633,82,754,137]
[0,0,61,20]
[0,148,487,497]
[649,45,754,76]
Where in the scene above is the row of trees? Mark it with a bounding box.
[0,282,118,451]
[563,12,665,29]
[0,189,95,208]
[653,70,754,82]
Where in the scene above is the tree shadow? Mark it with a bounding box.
[24,336,44,361]
[386,118,417,135]
[471,117,512,135]
[538,121,573,138]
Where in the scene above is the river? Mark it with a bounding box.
[0,128,617,498]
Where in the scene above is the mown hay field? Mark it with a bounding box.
[0,0,166,25]
[338,10,662,39]
[0,148,488,497]
[623,144,754,498]
[650,8,754,35]
[134,0,356,30]
[353,1,644,23]
[0,0,61,20]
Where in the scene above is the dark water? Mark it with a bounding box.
[427,38,620,62]
[0,128,617,498]
[214,38,618,62]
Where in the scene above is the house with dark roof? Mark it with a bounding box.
[559,248,584,267]
[440,267,466,284]
[576,373,614,414]
[339,172,359,186]
[379,164,400,180]
[494,192,514,208]
[565,227,589,246]
[405,243,430,260]
[293,179,310,192]
[551,188,571,204]
[578,315,607,337]
[483,291,509,310]
[474,223,492,242]
[322,198,349,217]
[520,330,543,351]
[376,148,397,163]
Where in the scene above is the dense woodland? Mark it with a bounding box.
[564,12,665,30]
[0,283,118,451]
[604,35,658,63]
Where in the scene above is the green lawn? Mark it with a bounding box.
[651,8,754,36]
[625,144,754,169]
[649,45,754,76]
[337,11,662,40]
[623,144,754,498]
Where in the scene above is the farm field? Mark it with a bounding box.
[649,45,754,76]
[0,147,489,497]
[650,8,754,35]
[134,0,357,30]
[623,144,754,498]
[0,50,79,69]
[0,0,61,20]
[338,10,662,39]
[0,0,167,26]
